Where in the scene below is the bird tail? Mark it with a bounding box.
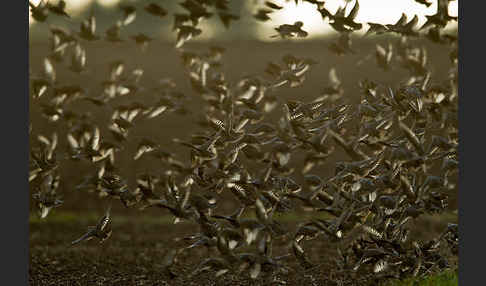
[71,231,93,246]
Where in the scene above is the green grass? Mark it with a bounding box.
[29,210,175,225]
[383,270,458,286]
[28,209,334,225]
[30,208,458,226]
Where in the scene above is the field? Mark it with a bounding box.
[29,33,458,285]
[29,209,457,285]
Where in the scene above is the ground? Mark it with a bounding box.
[29,209,458,286]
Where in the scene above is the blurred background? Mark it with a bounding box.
[29,0,458,212]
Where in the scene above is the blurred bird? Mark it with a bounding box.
[32,173,63,219]
[47,0,70,18]
[131,33,153,51]
[272,21,308,38]
[329,32,355,55]
[414,0,432,7]
[175,25,202,48]
[218,11,239,29]
[69,43,87,73]
[119,4,137,26]
[365,23,389,36]
[386,13,419,37]
[79,11,100,41]
[29,1,49,22]
[105,21,124,42]
[420,0,457,29]
[71,205,113,245]
[265,1,283,10]
[375,43,393,71]
[254,9,273,22]
[145,3,168,18]
[329,0,363,32]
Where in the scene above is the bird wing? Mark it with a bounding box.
[90,126,100,151]
[90,15,96,35]
[394,13,407,27]
[67,133,80,149]
[347,0,360,20]
[179,187,191,210]
[403,15,419,31]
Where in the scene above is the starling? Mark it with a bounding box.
[71,205,113,245]
[145,3,168,18]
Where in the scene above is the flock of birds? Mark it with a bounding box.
[30,0,458,284]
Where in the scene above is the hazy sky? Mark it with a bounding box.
[251,0,458,40]
[29,0,458,40]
